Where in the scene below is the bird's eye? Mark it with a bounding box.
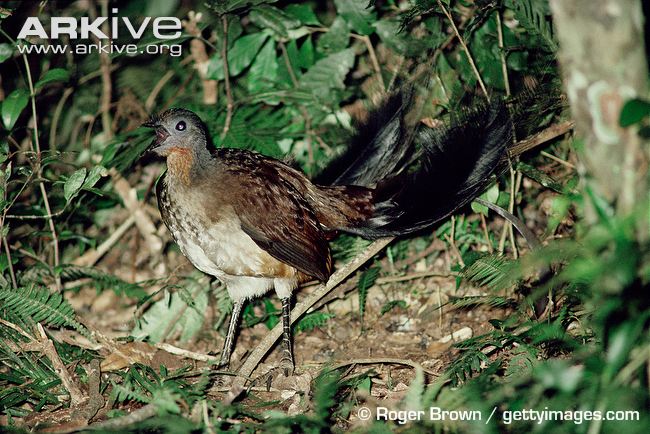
[175,121,186,131]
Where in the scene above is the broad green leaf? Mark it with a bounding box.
[35,68,70,89]
[517,162,566,193]
[374,19,408,54]
[205,0,276,15]
[1,88,29,130]
[285,4,321,25]
[247,38,278,94]
[248,5,300,39]
[619,98,650,127]
[208,32,269,80]
[0,140,8,164]
[64,168,86,202]
[83,165,107,190]
[0,43,12,63]
[317,17,349,54]
[132,285,208,343]
[299,48,355,101]
[471,182,499,215]
[297,36,315,70]
[335,0,376,36]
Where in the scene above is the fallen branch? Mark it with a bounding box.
[328,357,439,377]
[37,324,86,406]
[234,237,394,387]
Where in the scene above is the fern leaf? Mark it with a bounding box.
[295,312,335,333]
[357,266,379,327]
[505,0,557,50]
[0,286,89,339]
[461,254,517,291]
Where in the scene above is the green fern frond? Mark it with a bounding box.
[448,295,516,309]
[505,0,557,50]
[461,254,518,291]
[0,285,89,339]
[295,312,335,333]
[312,368,341,424]
[21,264,149,299]
[445,349,492,385]
[357,266,379,327]
[58,265,149,298]
[112,383,152,405]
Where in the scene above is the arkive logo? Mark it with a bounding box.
[17,8,181,40]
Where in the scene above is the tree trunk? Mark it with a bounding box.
[549,0,648,220]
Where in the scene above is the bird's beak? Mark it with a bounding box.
[142,118,170,155]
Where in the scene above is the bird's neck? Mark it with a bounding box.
[165,149,209,187]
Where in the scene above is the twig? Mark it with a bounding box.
[495,11,511,96]
[508,120,575,157]
[541,150,576,169]
[108,168,163,261]
[20,48,62,291]
[352,34,385,92]
[0,318,34,340]
[328,357,439,377]
[49,88,74,151]
[508,164,519,258]
[73,215,136,267]
[444,216,465,267]
[183,11,217,105]
[90,0,113,140]
[279,41,315,167]
[234,237,394,386]
[480,213,494,253]
[146,71,175,111]
[436,0,489,100]
[2,236,17,288]
[155,342,220,362]
[375,271,451,285]
[220,15,234,139]
[87,403,157,430]
[37,323,86,406]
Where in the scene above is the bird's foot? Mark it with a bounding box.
[279,357,294,377]
[212,362,233,388]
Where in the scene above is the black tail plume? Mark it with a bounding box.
[331,97,514,239]
[315,89,417,187]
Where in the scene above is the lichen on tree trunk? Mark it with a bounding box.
[550,0,648,219]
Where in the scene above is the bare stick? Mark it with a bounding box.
[109,168,163,260]
[495,11,511,96]
[352,34,385,92]
[73,215,136,267]
[436,0,489,100]
[220,16,234,139]
[155,342,220,363]
[184,11,217,105]
[328,357,439,377]
[508,120,575,157]
[2,236,17,288]
[234,237,394,386]
[540,150,576,169]
[21,49,62,291]
[37,324,86,406]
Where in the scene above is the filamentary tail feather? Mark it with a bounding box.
[322,93,515,239]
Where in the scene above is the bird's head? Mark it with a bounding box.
[142,108,209,158]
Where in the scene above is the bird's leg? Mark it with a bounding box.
[280,296,294,376]
[218,300,244,369]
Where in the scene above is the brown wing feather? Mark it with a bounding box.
[217,149,332,282]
